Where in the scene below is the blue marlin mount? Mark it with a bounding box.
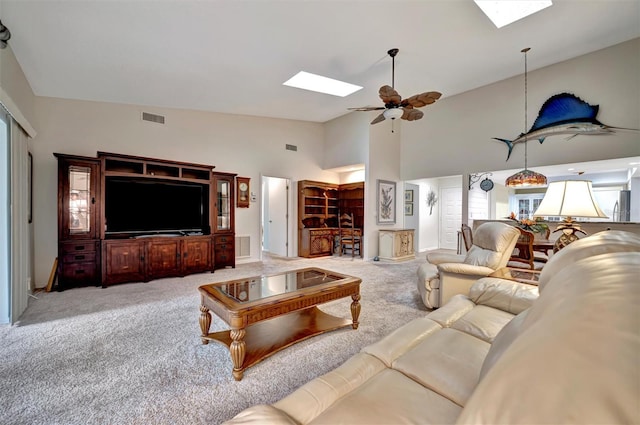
[494,92,638,161]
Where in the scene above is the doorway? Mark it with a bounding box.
[261,176,291,258]
[439,187,462,250]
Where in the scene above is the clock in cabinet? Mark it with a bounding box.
[236,177,250,208]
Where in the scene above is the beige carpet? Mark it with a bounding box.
[0,253,429,425]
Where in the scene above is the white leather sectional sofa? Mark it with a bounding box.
[224,230,640,424]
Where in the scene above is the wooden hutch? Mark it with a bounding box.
[297,180,364,258]
[55,151,236,290]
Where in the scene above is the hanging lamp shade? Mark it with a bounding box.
[504,47,547,187]
[505,168,548,187]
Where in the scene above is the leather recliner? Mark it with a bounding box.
[417,222,520,309]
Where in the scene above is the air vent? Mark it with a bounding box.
[286,144,297,151]
[141,112,165,124]
[235,236,250,258]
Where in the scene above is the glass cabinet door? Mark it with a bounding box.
[68,165,92,235]
[217,179,231,231]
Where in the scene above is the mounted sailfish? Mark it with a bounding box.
[495,92,635,161]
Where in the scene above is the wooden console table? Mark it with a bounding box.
[378,229,415,261]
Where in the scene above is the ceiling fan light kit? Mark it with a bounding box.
[383,108,404,120]
[349,48,442,129]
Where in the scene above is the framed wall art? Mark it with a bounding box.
[404,189,413,202]
[404,203,413,216]
[376,179,396,225]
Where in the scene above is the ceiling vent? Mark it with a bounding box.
[285,144,297,151]
[141,112,165,124]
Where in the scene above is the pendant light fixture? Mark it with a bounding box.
[505,48,547,188]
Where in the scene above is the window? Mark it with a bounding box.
[511,194,544,220]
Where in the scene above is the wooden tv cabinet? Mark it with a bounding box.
[102,235,212,286]
[55,151,237,289]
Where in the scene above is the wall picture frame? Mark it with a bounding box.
[404,203,413,216]
[404,189,413,202]
[376,179,396,225]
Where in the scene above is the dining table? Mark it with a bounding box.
[532,239,555,255]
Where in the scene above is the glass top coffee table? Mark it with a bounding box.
[490,267,540,285]
[198,267,361,380]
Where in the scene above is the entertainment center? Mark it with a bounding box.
[55,151,237,290]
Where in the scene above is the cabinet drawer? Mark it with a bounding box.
[61,240,99,254]
[60,261,98,283]
[62,251,97,264]
[214,249,234,265]
[215,235,234,245]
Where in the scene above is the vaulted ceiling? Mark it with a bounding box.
[2,1,639,123]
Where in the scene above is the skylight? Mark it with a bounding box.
[283,71,362,97]
[474,1,552,28]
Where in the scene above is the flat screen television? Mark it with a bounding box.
[105,178,210,235]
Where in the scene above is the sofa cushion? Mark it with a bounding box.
[222,405,297,425]
[425,295,476,327]
[478,308,529,381]
[426,252,465,265]
[363,317,442,366]
[272,352,386,424]
[450,305,515,344]
[468,277,538,315]
[537,230,640,292]
[457,252,640,425]
[308,369,462,425]
[393,328,490,406]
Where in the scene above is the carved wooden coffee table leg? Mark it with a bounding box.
[199,305,211,344]
[230,328,247,381]
[351,293,361,329]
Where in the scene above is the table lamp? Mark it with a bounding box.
[533,180,608,252]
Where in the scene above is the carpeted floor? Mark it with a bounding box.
[0,253,430,425]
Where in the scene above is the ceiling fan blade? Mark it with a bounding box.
[401,91,442,108]
[402,108,423,121]
[348,106,386,111]
[371,113,386,125]
[378,85,401,106]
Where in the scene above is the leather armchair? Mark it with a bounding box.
[417,222,520,309]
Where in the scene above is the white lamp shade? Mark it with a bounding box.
[534,180,608,218]
[383,108,404,120]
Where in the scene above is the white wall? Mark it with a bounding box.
[490,183,510,221]
[365,118,401,258]
[468,186,489,221]
[338,169,365,184]
[324,112,369,170]
[30,97,337,287]
[417,179,440,252]
[401,39,640,181]
[403,182,419,253]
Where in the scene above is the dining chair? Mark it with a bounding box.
[338,213,362,258]
[532,226,552,263]
[508,228,545,270]
[461,223,473,252]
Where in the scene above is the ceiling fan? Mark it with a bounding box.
[349,48,442,125]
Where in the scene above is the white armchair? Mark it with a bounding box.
[417,222,521,309]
